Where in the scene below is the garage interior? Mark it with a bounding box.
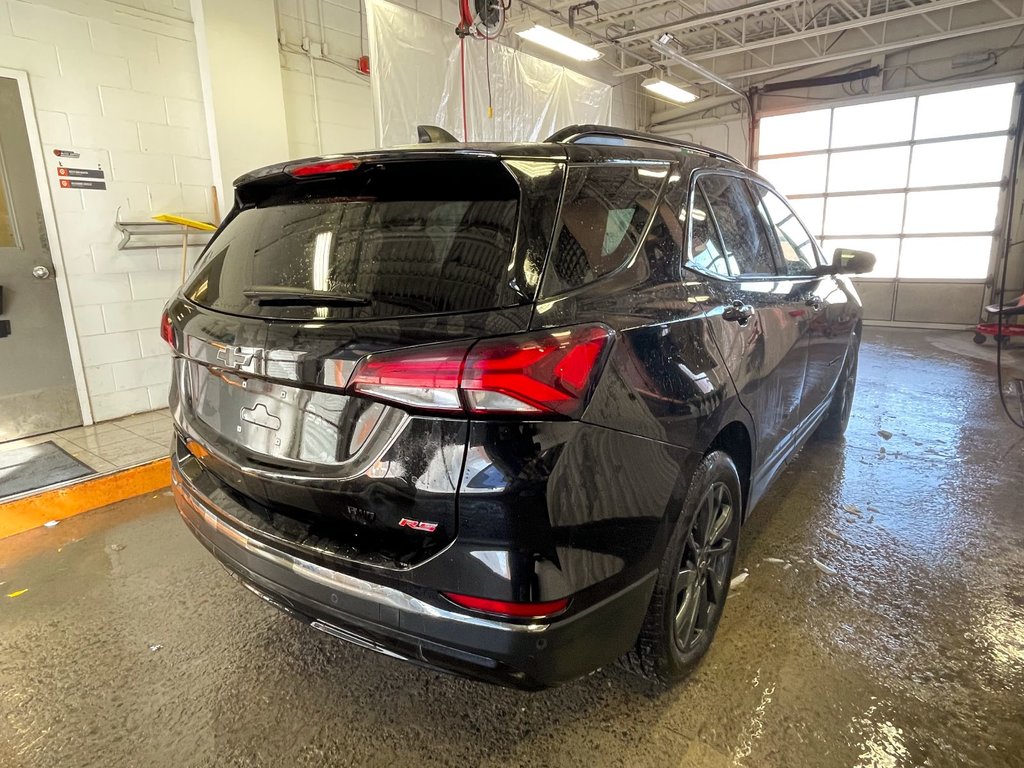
[1,0,1023,765]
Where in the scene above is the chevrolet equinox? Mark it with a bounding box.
[164,125,874,689]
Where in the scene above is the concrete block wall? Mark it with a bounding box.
[277,0,375,158]
[0,0,212,422]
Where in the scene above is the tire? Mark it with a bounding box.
[816,341,859,440]
[973,333,987,345]
[996,335,1010,348]
[622,451,742,683]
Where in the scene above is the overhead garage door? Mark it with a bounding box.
[755,81,1016,326]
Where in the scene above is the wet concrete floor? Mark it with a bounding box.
[1,328,1023,767]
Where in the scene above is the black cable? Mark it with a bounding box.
[904,61,997,83]
[994,27,1024,60]
[994,83,1024,429]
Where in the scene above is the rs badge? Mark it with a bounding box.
[398,518,438,533]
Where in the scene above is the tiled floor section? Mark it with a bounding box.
[0,409,172,475]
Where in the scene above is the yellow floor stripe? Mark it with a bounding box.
[0,458,171,540]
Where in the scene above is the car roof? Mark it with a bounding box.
[233,125,746,189]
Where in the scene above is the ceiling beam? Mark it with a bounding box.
[612,0,827,44]
[707,15,1024,80]
[682,0,984,61]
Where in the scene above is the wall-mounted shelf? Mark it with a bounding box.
[115,210,218,279]
[115,210,216,251]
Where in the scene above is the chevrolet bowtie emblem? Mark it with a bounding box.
[216,346,256,369]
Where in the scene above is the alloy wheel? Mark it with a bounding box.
[840,355,857,425]
[673,481,735,651]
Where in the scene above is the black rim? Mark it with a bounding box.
[840,355,857,424]
[673,481,734,651]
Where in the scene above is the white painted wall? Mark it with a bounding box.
[659,114,751,165]
[277,0,375,158]
[0,0,213,422]
[191,0,289,203]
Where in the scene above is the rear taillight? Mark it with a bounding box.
[160,311,174,348]
[348,341,470,412]
[462,325,611,416]
[442,592,570,619]
[346,324,612,418]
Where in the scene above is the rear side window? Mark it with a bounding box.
[698,174,777,276]
[540,164,665,296]
[686,186,731,278]
[749,183,821,276]
[184,160,534,321]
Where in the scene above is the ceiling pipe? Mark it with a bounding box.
[650,37,744,97]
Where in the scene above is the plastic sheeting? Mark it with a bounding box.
[366,0,612,147]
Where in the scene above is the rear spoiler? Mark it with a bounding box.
[417,125,459,144]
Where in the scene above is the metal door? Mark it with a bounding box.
[0,76,81,441]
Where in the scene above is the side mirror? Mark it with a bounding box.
[832,248,876,275]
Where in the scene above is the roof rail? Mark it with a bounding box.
[545,124,742,166]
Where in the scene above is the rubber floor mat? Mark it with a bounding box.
[0,442,94,501]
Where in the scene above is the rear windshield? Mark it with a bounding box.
[185,160,534,321]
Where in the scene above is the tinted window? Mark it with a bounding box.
[686,186,731,278]
[698,175,776,276]
[185,160,528,321]
[635,172,686,284]
[541,164,664,295]
[751,183,820,275]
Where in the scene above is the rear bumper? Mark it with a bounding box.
[172,461,656,689]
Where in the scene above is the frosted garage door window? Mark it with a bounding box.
[757,82,1014,284]
[909,136,1007,187]
[830,98,915,148]
[825,193,905,235]
[914,83,1015,140]
[758,109,831,155]
[757,155,828,196]
[903,187,1000,234]
[899,236,994,279]
[827,146,911,193]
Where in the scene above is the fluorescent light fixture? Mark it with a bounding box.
[642,77,698,105]
[516,24,601,62]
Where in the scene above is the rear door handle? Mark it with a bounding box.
[723,300,754,325]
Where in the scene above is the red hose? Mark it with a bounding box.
[459,0,474,27]
[460,36,468,142]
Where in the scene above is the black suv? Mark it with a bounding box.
[164,125,873,689]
